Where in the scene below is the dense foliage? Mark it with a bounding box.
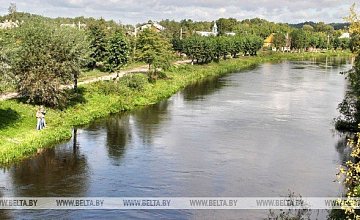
[136,28,173,79]
[6,19,89,107]
[105,30,129,72]
[180,35,263,64]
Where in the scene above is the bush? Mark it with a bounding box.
[91,81,130,96]
[119,74,148,91]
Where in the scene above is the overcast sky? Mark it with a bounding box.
[0,0,355,24]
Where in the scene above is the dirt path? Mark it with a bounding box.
[0,60,191,101]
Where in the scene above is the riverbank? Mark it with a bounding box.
[0,51,353,164]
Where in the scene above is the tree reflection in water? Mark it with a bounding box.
[9,129,89,197]
[132,100,170,145]
[335,136,352,166]
[105,114,131,162]
[182,76,227,101]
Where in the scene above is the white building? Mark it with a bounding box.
[0,20,19,29]
[339,32,350,39]
[196,23,218,36]
[138,21,165,32]
[196,22,236,37]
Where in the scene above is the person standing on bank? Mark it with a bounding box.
[40,105,46,128]
[36,106,46,130]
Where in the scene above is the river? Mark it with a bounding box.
[0,57,353,219]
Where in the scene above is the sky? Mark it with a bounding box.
[0,0,356,25]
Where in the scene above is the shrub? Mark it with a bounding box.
[119,74,148,91]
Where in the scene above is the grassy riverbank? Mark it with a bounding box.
[0,51,353,164]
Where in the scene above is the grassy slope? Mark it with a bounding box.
[0,51,352,164]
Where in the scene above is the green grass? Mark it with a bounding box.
[0,51,353,164]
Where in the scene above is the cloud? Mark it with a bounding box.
[0,0,355,24]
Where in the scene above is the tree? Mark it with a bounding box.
[336,4,360,131]
[216,18,238,35]
[182,35,203,63]
[0,30,15,94]
[8,19,89,107]
[171,37,183,55]
[88,19,108,69]
[8,3,17,21]
[216,36,230,59]
[339,38,350,50]
[332,37,341,50]
[136,29,173,77]
[228,36,243,58]
[314,22,334,34]
[290,29,308,51]
[105,30,129,73]
[273,33,286,51]
[346,3,360,53]
[243,35,262,56]
[302,24,314,32]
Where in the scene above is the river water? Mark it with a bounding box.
[0,57,353,219]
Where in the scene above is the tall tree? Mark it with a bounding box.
[136,29,173,75]
[290,29,308,51]
[88,19,108,69]
[0,29,15,94]
[105,30,129,73]
[273,33,286,51]
[7,3,17,20]
[216,18,238,35]
[8,19,89,107]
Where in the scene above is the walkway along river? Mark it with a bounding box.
[0,57,353,219]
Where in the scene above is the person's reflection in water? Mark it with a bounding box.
[9,128,89,197]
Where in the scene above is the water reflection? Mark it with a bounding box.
[182,76,227,101]
[132,100,170,145]
[105,114,131,162]
[9,129,89,197]
[335,137,352,166]
[291,57,349,70]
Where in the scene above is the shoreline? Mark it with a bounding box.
[0,51,353,165]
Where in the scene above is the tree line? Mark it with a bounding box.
[173,35,263,64]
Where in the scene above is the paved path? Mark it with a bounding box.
[0,60,191,101]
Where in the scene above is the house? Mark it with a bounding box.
[263,33,291,52]
[263,33,275,48]
[138,21,165,32]
[339,32,350,39]
[0,20,19,29]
